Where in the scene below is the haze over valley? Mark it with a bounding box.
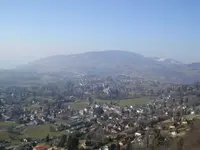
[1,1,200,150]
[0,50,198,85]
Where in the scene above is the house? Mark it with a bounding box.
[102,145,109,150]
[135,132,142,137]
[33,145,49,150]
[171,131,177,137]
[48,146,58,150]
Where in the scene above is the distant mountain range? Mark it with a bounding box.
[153,57,183,65]
[187,63,200,70]
[15,50,200,84]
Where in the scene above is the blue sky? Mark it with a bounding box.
[0,0,200,68]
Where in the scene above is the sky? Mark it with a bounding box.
[0,0,200,68]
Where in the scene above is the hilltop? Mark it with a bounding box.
[17,50,200,83]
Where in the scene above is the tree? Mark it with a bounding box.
[50,126,56,132]
[85,134,92,145]
[172,98,175,103]
[126,142,132,150]
[7,125,15,134]
[17,144,32,150]
[151,129,162,150]
[0,145,5,150]
[110,144,116,150]
[94,107,104,117]
[185,97,189,104]
[32,141,37,147]
[66,134,79,150]
[58,134,67,147]
[177,138,184,150]
[88,96,93,104]
[180,98,184,105]
[46,134,50,143]
[116,142,120,150]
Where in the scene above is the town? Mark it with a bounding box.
[0,75,200,150]
[1,0,200,149]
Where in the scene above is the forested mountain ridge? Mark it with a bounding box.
[16,50,200,84]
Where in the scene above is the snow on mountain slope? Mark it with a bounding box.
[153,57,183,65]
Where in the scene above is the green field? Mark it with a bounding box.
[184,114,200,120]
[25,97,56,111]
[0,121,18,142]
[65,101,88,110]
[0,121,18,128]
[23,124,63,138]
[58,97,149,110]
[95,97,149,106]
[118,97,149,106]
[95,99,112,104]
[0,131,10,140]
[26,96,55,103]
[162,119,174,124]
[0,124,63,145]
[0,130,23,145]
[162,114,200,125]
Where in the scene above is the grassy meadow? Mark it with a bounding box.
[95,96,149,106]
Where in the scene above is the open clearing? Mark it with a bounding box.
[0,124,63,145]
[23,124,63,138]
[0,121,18,128]
[95,97,149,106]
[162,114,200,124]
[0,121,18,131]
[64,101,88,110]
[118,97,149,106]
[61,97,149,110]
[0,131,10,140]
[184,114,200,120]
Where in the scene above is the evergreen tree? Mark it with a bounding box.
[0,145,5,150]
[58,134,67,147]
[66,134,79,150]
[110,144,116,150]
[126,142,132,150]
[116,141,120,150]
[46,134,50,143]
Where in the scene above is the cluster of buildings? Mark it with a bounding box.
[0,77,200,149]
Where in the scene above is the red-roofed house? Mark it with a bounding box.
[33,145,49,150]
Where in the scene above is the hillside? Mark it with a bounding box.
[187,63,200,70]
[17,50,200,83]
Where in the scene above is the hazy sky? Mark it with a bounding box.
[0,0,200,68]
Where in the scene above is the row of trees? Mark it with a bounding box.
[57,133,79,150]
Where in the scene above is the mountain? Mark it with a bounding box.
[187,63,200,70]
[17,50,200,83]
[20,50,155,75]
[153,57,183,65]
